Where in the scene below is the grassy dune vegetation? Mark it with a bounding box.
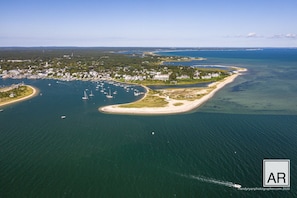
[119,89,168,108]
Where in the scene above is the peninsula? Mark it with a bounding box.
[0,47,246,114]
[100,67,247,115]
[0,83,38,107]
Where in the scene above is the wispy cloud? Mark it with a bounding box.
[270,33,297,39]
[227,32,262,38]
[247,32,257,38]
[227,33,297,39]
[285,33,297,38]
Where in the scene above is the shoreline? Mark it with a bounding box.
[99,68,247,115]
[0,85,38,107]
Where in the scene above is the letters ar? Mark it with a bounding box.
[267,172,286,183]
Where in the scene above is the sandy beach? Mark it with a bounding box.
[99,68,247,115]
[0,85,38,107]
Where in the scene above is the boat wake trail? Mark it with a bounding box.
[179,174,240,189]
[178,173,290,191]
[239,187,290,191]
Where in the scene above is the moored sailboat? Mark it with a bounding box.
[89,90,94,97]
[82,90,88,100]
[106,89,113,98]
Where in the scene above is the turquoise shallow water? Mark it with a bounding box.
[1,48,297,197]
[160,48,297,115]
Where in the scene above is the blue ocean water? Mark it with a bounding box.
[1,48,297,197]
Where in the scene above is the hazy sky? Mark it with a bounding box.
[1,0,297,47]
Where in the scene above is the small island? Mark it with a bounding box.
[0,83,38,107]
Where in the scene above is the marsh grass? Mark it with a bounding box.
[119,89,168,108]
[173,102,183,106]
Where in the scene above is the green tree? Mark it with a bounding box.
[169,72,176,81]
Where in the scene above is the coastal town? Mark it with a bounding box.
[0,48,231,85]
[0,63,226,83]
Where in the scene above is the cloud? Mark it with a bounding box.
[285,33,297,38]
[247,32,257,38]
[225,33,260,38]
[270,33,297,39]
[226,33,297,40]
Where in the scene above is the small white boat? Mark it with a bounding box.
[233,184,241,189]
[61,115,66,119]
[89,90,94,97]
[82,90,88,100]
[134,90,139,96]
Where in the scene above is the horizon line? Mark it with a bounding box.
[0,46,296,49]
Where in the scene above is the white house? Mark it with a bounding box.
[153,74,169,81]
